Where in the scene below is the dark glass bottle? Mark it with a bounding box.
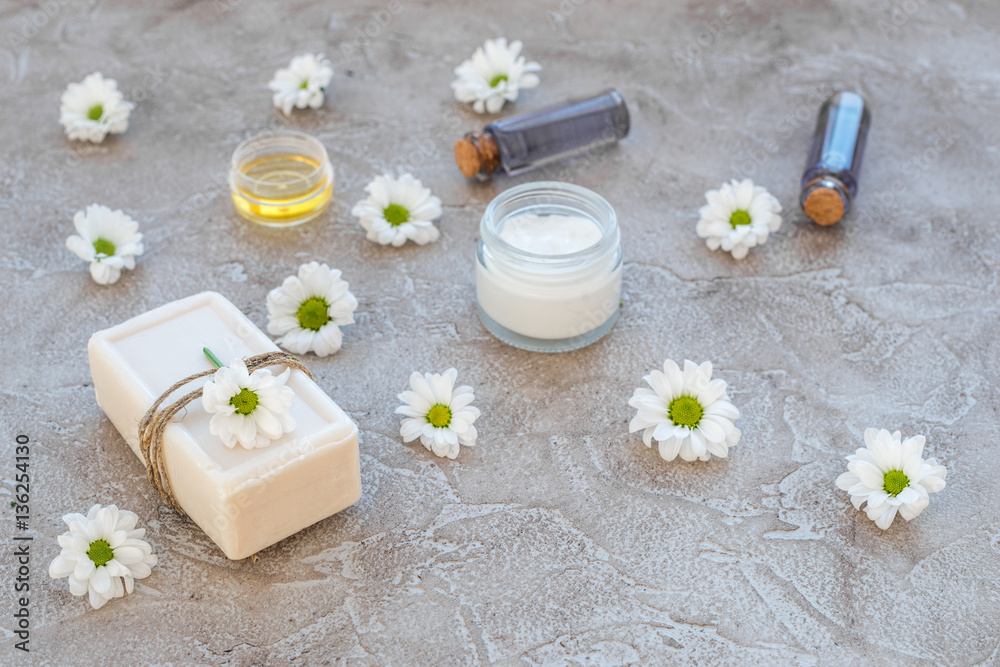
[800,91,872,226]
[454,89,630,179]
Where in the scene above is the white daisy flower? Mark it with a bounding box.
[266,262,358,357]
[48,504,157,610]
[59,72,134,143]
[202,358,296,450]
[350,173,443,247]
[628,359,741,462]
[696,179,782,260]
[451,37,541,114]
[268,53,334,116]
[65,204,144,285]
[835,428,947,530]
[396,368,481,459]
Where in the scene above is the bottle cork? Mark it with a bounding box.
[802,186,846,226]
[454,132,501,178]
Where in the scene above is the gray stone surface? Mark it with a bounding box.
[2,0,999,664]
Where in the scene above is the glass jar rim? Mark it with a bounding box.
[480,181,619,267]
[230,129,330,189]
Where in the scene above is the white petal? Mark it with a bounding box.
[657,437,682,461]
[871,505,898,530]
[91,566,111,594]
[852,460,885,491]
[400,418,425,441]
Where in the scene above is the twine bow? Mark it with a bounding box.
[137,351,312,512]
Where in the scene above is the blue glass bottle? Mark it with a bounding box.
[455,89,630,179]
[800,92,871,226]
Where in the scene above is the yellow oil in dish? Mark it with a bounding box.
[230,154,333,227]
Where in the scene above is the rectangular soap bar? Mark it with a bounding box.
[87,291,361,560]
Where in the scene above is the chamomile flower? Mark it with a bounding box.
[451,37,541,114]
[268,53,334,116]
[396,368,481,459]
[59,72,133,143]
[65,204,144,285]
[836,428,947,530]
[351,173,442,247]
[628,359,741,462]
[696,179,782,260]
[202,358,296,450]
[48,504,157,610]
[266,262,358,357]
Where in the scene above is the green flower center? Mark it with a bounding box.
[230,388,259,415]
[87,539,114,567]
[427,404,452,428]
[383,204,410,227]
[730,209,751,228]
[883,470,909,496]
[668,395,704,428]
[87,104,104,121]
[299,79,309,89]
[489,74,508,88]
[93,237,116,257]
[296,296,331,331]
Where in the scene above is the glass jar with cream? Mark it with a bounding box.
[476,182,622,353]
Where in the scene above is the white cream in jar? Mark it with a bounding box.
[475,182,622,352]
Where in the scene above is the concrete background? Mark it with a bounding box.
[2,0,1000,664]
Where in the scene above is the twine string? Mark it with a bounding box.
[137,351,313,513]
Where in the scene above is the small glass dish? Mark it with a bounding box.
[229,130,334,227]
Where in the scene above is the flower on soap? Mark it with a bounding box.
[696,179,782,260]
[351,173,443,247]
[48,504,157,610]
[268,53,333,116]
[202,359,296,449]
[628,359,741,462]
[451,37,541,114]
[267,262,358,357]
[836,428,947,530]
[396,368,481,459]
[65,204,144,285]
[59,72,134,143]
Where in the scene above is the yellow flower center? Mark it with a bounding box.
[230,388,259,415]
[883,470,909,496]
[87,104,104,121]
[93,237,116,257]
[427,404,452,428]
[296,296,331,331]
[668,395,703,428]
[730,209,751,228]
[489,74,508,88]
[383,204,410,227]
[87,538,114,567]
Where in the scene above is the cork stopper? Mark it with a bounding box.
[803,187,845,226]
[454,132,500,178]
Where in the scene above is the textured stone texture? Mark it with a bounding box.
[2,0,1000,665]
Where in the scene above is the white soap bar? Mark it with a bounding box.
[87,291,361,560]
